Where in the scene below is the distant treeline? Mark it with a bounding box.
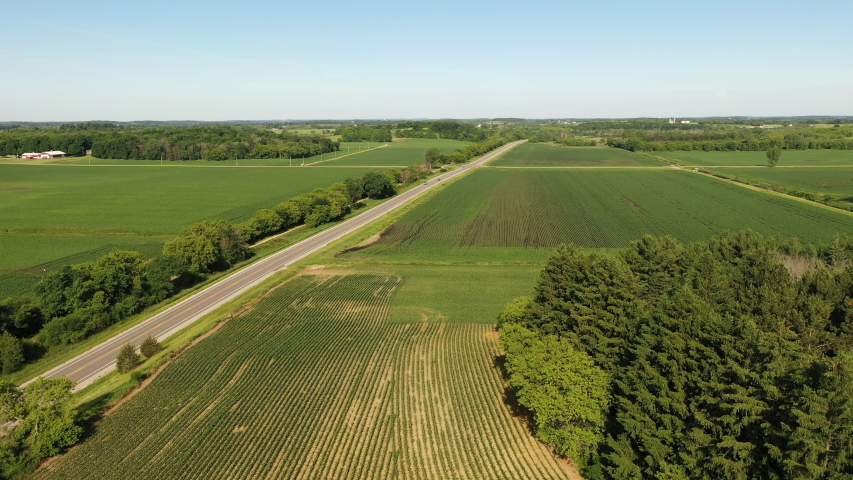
[540,122,853,152]
[0,126,338,160]
[395,120,492,142]
[499,231,853,479]
[607,126,853,152]
[337,125,392,142]
[552,138,598,146]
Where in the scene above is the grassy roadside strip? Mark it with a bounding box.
[692,169,853,218]
[4,165,457,386]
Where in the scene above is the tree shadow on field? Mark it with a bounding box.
[74,373,147,442]
[75,393,114,440]
[493,353,535,431]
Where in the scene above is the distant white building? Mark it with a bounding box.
[21,151,66,159]
[681,120,691,124]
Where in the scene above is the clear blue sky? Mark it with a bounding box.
[3,0,852,121]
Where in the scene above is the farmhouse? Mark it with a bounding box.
[20,151,66,159]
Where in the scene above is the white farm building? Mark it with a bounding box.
[21,151,66,159]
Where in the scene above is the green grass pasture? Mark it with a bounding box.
[316,138,472,166]
[653,150,853,166]
[343,169,853,263]
[491,143,664,166]
[32,274,573,480]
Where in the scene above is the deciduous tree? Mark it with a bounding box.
[140,335,163,358]
[767,146,782,166]
[116,343,141,373]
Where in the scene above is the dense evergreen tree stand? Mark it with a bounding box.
[500,231,853,479]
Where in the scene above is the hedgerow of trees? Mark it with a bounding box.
[0,125,339,160]
[337,125,392,142]
[605,125,853,152]
[395,120,492,142]
[499,231,853,479]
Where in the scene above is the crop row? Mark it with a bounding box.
[34,274,572,479]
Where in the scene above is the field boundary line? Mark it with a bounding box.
[250,225,306,248]
[304,144,389,166]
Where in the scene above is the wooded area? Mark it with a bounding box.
[499,232,853,479]
[0,126,338,160]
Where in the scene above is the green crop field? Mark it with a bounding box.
[304,265,541,324]
[706,166,853,197]
[489,143,664,166]
[33,274,574,480]
[388,265,540,323]
[652,150,853,166]
[342,168,853,263]
[706,166,853,210]
[315,138,472,167]
[0,164,376,296]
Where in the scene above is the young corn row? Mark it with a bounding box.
[33,274,573,480]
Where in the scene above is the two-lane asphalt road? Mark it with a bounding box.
[28,140,525,391]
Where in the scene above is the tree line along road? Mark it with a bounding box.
[25,140,526,391]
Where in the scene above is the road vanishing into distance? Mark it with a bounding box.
[28,140,526,391]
